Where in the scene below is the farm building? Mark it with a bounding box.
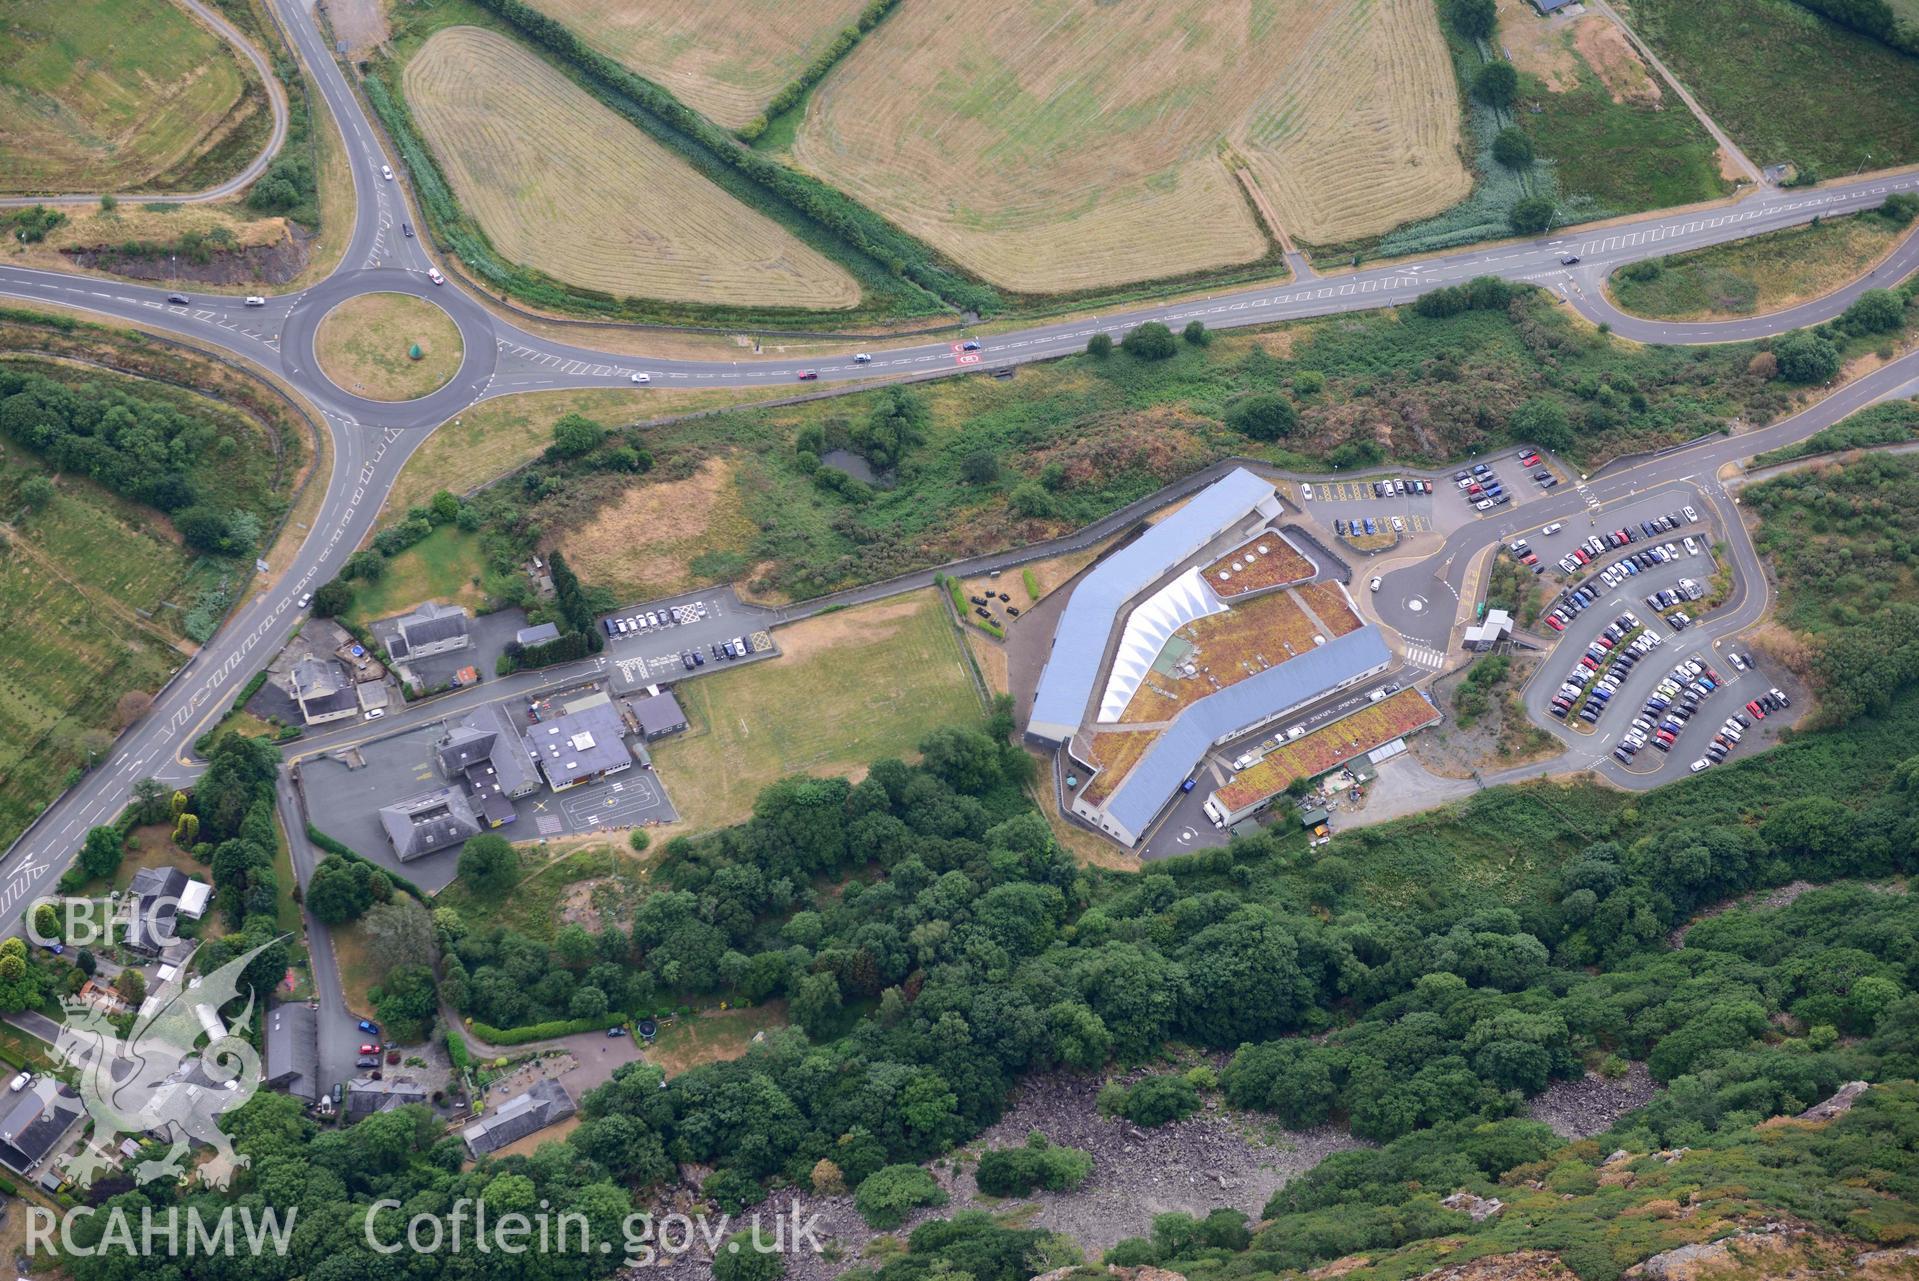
[462,1080,576,1156]
[1029,468,1283,742]
[629,689,689,741]
[263,1002,321,1105]
[1070,626,1393,846]
[528,696,633,792]
[0,1084,84,1176]
[379,787,485,861]
[383,601,471,664]
[289,657,359,726]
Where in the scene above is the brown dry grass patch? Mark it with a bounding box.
[516,0,872,131]
[1500,0,1583,92]
[648,1003,789,1076]
[789,0,1468,291]
[550,457,758,602]
[405,27,859,309]
[314,292,463,401]
[1298,581,1363,635]
[1572,17,1661,105]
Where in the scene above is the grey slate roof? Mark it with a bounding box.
[529,701,632,786]
[1031,468,1276,738]
[400,602,470,648]
[289,657,348,699]
[462,1080,575,1155]
[263,1003,320,1104]
[630,690,688,739]
[1099,625,1392,838]
[0,1084,83,1174]
[437,704,542,800]
[378,788,484,861]
[345,1078,428,1120]
[125,866,189,954]
[516,622,561,646]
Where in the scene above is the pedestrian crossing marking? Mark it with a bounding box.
[1403,644,1448,669]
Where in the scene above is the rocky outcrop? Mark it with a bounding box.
[1796,1080,1870,1123]
[1623,1224,1807,1279]
[1408,1252,1578,1280]
[1441,1191,1506,1222]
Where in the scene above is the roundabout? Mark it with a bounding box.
[313,290,464,402]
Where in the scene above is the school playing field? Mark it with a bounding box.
[403,26,861,309]
[650,591,985,830]
[0,0,262,193]
[787,0,1469,290]
[515,0,873,131]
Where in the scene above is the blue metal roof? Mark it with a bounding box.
[1031,468,1276,736]
[1101,625,1392,838]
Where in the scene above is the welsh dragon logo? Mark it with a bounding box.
[53,940,279,1189]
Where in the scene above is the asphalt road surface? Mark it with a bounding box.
[0,0,1917,950]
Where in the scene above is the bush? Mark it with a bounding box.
[1840,288,1906,336]
[1120,322,1177,360]
[1444,0,1497,38]
[1472,61,1518,109]
[712,1230,786,1281]
[974,1133,1094,1197]
[1182,320,1210,346]
[1224,392,1298,441]
[1107,1074,1200,1127]
[467,1013,626,1045]
[1508,196,1556,235]
[458,833,519,895]
[855,1164,947,1228]
[1492,128,1535,168]
[1773,331,1841,383]
[1087,333,1113,358]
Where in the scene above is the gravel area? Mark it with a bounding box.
[1526,1064,1659,1138]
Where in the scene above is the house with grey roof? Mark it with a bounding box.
[528,697,632,792]
[384,601,471,664]
[1029,468,1282,742]
[0,1083,84,1175]
[123,866,211,959]
[263,1002,320,1105]
[515,622,561,647]
[463,1080,575,1156]
[289,657,360,726]
[378,787,484,861]
[344,1077,428,1122]
[629,689,688,741]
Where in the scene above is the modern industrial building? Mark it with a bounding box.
[1029,468,1284,742]
[1069,627,1393,845]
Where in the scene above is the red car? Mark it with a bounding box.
[1746,700,1766,719]
[797,370,819,381]
[359,1044,377,1055]
[1545,616,1565,631]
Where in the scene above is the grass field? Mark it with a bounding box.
[650,591,984,830]
[787,0,1468,291]
[403,26,860,309]
[1500,2,1729,214]
[347,524,489,625]
[647,1004,788,1076]
[516,0,872,131]
[314,293,464,401]
[0,0,263,194]
[1621,0,1919,172]
[434,842,647,943]
[550,457,761,603]
[1607,212,1911,319]
[382,386,782,520]
[0,454,195,854]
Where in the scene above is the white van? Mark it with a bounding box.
[1286,725,1306,740]
[245,296,266,307]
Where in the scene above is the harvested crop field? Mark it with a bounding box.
[1,0,262,194]
[789,0,1469,290]
[548,458,760,603]
[403,27,860,309]
[518,0,872,131]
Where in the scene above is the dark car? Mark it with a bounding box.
[797,370,819,380]
[961,340,982,351]
[402,222,414,237]
[1560,255,1581,266]
[1180,778,1197,793]
[358,1020,379,1035]
[166,293,190,305]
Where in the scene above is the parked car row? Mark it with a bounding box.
[1549,612,1657,724]
[1554,510,1699,576]
[1454,462,1511,511]
[1369,478,1435,497]
[1646,579,1705,612]
[1543,575,1629,631]
[1614,657,1723,764]
[603,600,709,637]
[1505,538,1545,574]
[1335,516,1409,537]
